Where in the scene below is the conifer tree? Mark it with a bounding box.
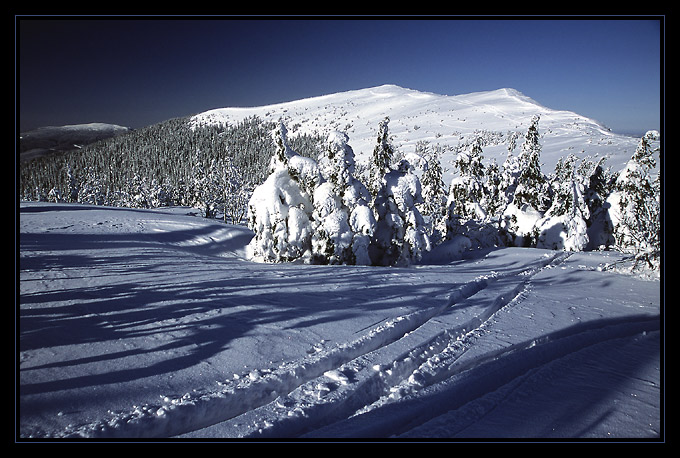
[498,132,521,210]
[311,131,374,265]
[448,137,487,221]
[372,159,429,266]
[482,159,503,219]
[535,154,590,251]
[607,130,660,269]
[420,143,447,243]
[512,115,550,212]
[247,122,315,263]
[499,116,550,247]
[368,117,395,197]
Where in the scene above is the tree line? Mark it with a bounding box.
[246,115,660,271]
[19,113,660,270]
[19,115,324,223]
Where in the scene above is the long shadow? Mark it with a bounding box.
[19,222,477,398]
[302,314,661,439]
[18,206,612,405]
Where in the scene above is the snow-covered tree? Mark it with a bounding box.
[311,182,353,264]
[311,131,375,265]
[78,167,106,206]
[535,154,590,251]
[499,115,551,247]
[512,115,550,213]
[497,132,522,211]
[247,122,318,263]
[368,117,396,197]
[188,149,221,218]
[606,130,660,269]
[580,156,615,250]
[482,159,503,219]
[66,164,80,203]
[448,137,487,221]
[220,156,251,224]
[419,143,448,244]
[441,137,504,250]
[372,159,430,266]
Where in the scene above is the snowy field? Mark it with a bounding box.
[18,201,662,441]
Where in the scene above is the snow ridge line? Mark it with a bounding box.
[58,252,568,439]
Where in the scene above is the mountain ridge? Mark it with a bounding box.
[19,122,130,162]
[190,84,639,175]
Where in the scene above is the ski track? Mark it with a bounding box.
[50,248,659,440]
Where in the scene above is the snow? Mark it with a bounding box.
[18,201,662,440]
[189,85,642,182]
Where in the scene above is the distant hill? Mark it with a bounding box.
[19,123,129,162]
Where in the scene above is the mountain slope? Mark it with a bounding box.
[190,84,640,178]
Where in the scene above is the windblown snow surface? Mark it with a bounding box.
[18,202,662,441]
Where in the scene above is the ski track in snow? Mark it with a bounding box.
[45,245,657,440]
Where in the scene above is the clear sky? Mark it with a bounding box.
[17,16,663,136]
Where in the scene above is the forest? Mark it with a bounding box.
[19,114,661,271]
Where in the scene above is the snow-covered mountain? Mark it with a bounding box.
[190,84,641,179]
[19,122,129,162]
[18,86,662,440]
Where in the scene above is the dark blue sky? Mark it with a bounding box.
[18,17,662,135]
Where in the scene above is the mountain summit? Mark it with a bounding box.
[191,85,638,175]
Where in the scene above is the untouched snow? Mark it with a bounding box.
[190,85,642,181]
[18,202,662,440]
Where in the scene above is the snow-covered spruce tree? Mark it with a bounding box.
[448,137,487,221]
[188,149,220,218]
[482,159,504,220]
[372,159,430,266]
[64,164,78,203]
[419,143,448,244]
[497,132,522,211]
[500,115,551,247]
[606,130,660,270]
[78,166,106,206]
[367,116,399,265]
[512,115,551,213]
[311,131,375,265]
[219,155,251,224]
[580,156,616,250]
[368,117,396,197]
[535,154,590,251]
[443,138,503,250]
[247,121,319,263]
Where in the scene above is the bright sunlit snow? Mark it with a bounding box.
[19,202,660,439]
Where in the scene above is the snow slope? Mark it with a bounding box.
[190,85,641,181]
[18,202,662,440]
